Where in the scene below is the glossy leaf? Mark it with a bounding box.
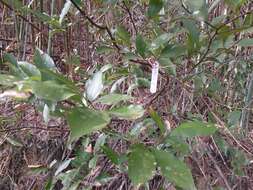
[153,149,196,190]
[109,105,145,120]
[170,120,217,138]
[67,107,111,141]
[96,93,132,105]
[128,144,156,186]
[85,71,103,101]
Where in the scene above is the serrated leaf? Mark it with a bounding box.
[128,144,156,186]
[67,107,111,141]
[30,81,76,101]
[85,71,103,101]
[96,94,132,105]
[59,0,72,25]
[170,120,217,138]
[238,39,253,47]
[153,149,196,190]
[147,0,163,18]
[109,105,145,120]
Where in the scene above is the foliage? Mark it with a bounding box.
[0,0,252,189]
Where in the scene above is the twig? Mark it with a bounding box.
[0,126,69,133]
[122,1,137,35]
[69,0,121,51]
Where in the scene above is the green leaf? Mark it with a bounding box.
[128,144,156,186]
[34,49,56,70]
[96,93,132,105]
[3,53,18,67]
[184,0,205,11]
[85,71,103,101]
[109,105,145,120]
[18,61,41,79]
[170,120,217,138]
[39,68,79,92]
[0,75,19,86]
[149,33,171,52]
[116,26,131,45]
[30,81,76,101]
[55,159,72,176]
[149,107,166,133]
[147,0,163,18]
[152,149,196,190]
[238,39,253,47]
[67,107,111,141]
[227,111,241,126]
[102,145,120,165]
[59,0,72,25]
[136,35,147,57]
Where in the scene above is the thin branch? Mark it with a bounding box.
[122,1,137,35]
[0,126,69,133]
[69,0,121,51]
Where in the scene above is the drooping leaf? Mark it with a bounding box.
[147,0,163,18]
[66,107,111,141]
[128,144,156,186]
[59,0,72,25]
[170,120,217,138]
[152,149,196,190]
[30,81,76,101]
[96,93,132,105]
[85,71,103,101]
[109,105,145,120]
